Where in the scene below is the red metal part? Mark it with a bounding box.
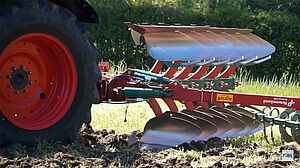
[148,61,166,116]
[219,66,237,78]
[173,67,194,79]
[202,66,223,79]
[150,60,164,73]
[98,76,111,102]
[147,60,229,114]
[99,62,110,72]
[99,67,299,118]
[188,66,209,79]
[168,81,300,110]
[148,98,162,116]
[99,59,238,114]
[0,33,77,130]
[162,98,179,111]
[100,69,166,102]
[159,61,180,110]
[100,68,170,116]
[149,61,180,115]
[192,65,224,109]
[184,102,196,110]
[162,61,180,78]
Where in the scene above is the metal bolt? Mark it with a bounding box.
[23,88,28,93]
[20,65,25,69]
[27,71,32,75]
[128,71,131,74]
[11,66,16,70]
[8,84,13,88]
[14,90,19,94]
[174,82,178,86]
[28,80,32,84]
[181,100,185,104]
[6,75,11,79]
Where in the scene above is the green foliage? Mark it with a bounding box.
[87,0,300,81]
[246,0,300,16]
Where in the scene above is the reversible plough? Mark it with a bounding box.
[98,23,300,149]
[1,1,298,148]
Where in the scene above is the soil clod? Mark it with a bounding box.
[1,125,299,167]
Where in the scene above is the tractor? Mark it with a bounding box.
[1,0,299,149]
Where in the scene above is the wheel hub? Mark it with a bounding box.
[8,67,29,91]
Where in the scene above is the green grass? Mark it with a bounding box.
[91,102,154,133]
[234,72,299,97]
[91,68,300,147]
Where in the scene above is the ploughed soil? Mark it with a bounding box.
[0,124,299,168]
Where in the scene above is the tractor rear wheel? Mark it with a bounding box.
[0,0,101,145]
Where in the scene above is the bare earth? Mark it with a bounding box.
[0,125,299,168]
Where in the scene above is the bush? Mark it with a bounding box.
[87,0,300,82]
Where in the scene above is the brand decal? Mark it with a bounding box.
[216,94,233,102]
[263,98,295,107]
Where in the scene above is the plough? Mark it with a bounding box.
[98,23,300,148]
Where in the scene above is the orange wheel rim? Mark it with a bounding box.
[0,33,77,130]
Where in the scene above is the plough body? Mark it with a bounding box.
[97,23,300,148]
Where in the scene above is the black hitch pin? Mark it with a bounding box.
[263,118,269,144]
[124,104,129,122]
[269,108,279,145]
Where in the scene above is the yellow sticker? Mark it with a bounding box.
[216,94,233,102]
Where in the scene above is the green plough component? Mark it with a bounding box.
[132,69,236,90]
[179,78,235,90]
[254,109,300,129]
[254,107,300,144]
[119,88,171,99]
[133,69,171,84]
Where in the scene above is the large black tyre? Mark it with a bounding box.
[0,0,101,145]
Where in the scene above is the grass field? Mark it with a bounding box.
[91,71,300,148]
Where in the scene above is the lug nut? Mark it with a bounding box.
[27,71,32,75]
[28,80,32,84]
[20,65,25,69]
[11,66,16,70]
[23,88,28,93]
[8,84,13,88]
[6,75,11,79]
[14,90,20,94]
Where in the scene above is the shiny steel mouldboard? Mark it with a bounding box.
[126,22,275,66]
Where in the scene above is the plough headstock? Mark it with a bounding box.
[98,23,299,149]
